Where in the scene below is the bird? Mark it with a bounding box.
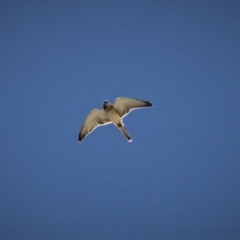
[78,97,153,142]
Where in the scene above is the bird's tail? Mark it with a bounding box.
[119,126,132,142]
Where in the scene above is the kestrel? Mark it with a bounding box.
[78,97,153,142]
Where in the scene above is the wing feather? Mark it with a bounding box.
[113,97,153,118]
[78,109,111,141]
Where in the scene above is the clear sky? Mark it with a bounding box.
[1,0,240,238]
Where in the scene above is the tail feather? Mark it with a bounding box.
[119,126,132,142]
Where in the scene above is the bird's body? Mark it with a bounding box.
[103,101,132,141]
[104,102,122,126]
[78,97,153,142]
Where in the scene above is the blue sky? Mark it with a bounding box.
[1,0,240,238]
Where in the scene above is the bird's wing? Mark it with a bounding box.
[113,97,153,118]
[78,109,111,141]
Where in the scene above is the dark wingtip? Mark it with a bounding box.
[148,101,153,107]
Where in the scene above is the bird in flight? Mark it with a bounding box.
[78,97,153,142]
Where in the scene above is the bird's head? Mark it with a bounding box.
[103,100,109,110]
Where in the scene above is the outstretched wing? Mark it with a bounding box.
[113,97,153,118]
[78,109,111,141]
